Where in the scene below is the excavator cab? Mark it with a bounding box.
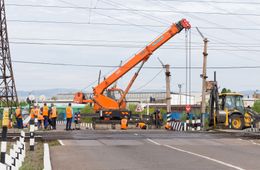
[218,93,251,129]
[219,93,245,114]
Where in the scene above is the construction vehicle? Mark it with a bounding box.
[74,19,191,124]
[207,81,260,130]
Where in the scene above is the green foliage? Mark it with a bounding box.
[221,88,232,93]
[253,100,260,113]
[80,104,95,114]
[128,104,166,115]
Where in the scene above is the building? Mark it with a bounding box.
[56,91,197,105]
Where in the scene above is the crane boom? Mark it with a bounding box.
[74,19,191,120]
[94,19,191,95]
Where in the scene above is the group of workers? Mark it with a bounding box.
[120,117,147,130]
[14,103,81,130]
[120,109,163,130]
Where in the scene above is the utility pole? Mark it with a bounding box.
[157,58,171,113]
[0,0,18,107]
[165,64,171,113]
[196,27,208,129]
[178,84,182,105]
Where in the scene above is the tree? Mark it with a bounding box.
[80,104,94,114]
[221,88,232,93]
[253,100,260,113]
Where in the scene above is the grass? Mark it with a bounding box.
[48,140,61,147]
[19,140,60,170]
[20,142,44,170]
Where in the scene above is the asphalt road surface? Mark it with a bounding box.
[47,129,260,170]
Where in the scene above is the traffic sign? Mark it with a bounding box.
[186,104,191,113]
[135,104,144,112]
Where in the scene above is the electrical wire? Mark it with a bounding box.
[8,19,260,31]
[6,4,260,17]
[146,0,260,5]
[9,37,260,46]
[9,41,260,52]
[132,69,164,91]
[12,60,260,70]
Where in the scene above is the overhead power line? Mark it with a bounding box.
[8,19,260,31]
[10,37,260,46]
[9,41,260,52]
[12,60,260,70]
[6,3,260,16]
[146,0,260,5]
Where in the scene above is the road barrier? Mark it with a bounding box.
[56,121,93,129]
[29,120,35,151]
[184,118,202,131]
[170,122,183,131]
[0,130,26,169]
[167,117,202,131]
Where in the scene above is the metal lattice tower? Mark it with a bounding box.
[0,0,18,107]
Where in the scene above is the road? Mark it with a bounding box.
[46,130,260,170]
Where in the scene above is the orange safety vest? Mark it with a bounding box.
[16,108,22,118]
[42,106,49,116]
[34,108,40,118]
[38,114,44,120]
[121,118,128,130]
[138,122,146,129]
[66,106,73,118]
[51,107,57,118]
[30,108,35,119]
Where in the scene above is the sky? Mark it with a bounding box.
[5,0,260,94]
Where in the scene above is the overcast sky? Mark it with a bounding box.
[5,0,260,93]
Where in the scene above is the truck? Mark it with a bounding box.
[74,19,191,124]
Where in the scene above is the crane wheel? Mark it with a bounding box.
[231,115,244,130]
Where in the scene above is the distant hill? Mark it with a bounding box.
[239,90,258,97]
[17,88,78,100]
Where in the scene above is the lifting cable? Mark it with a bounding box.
[185,28,192,105]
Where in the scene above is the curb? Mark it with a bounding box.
[43,143,52,170]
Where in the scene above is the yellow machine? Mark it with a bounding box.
[208,81,260,130]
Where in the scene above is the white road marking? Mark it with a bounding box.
[164,144,245,170]
[250,140,260,146]
[134,133,138,136]
[58,140,65,146]
[146,138,161,146]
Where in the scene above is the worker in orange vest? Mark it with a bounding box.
[121,116,128,130]
[15,106,23,129]
[34,105,40,118]
[165,122,172,130]
[38,112,44,129]
[136,122,147,129]
[30,106,35,120]
[66,103,73,130]
[42,103,49,129]
[51,104,57,130]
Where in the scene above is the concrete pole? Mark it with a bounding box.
[165,64,171,113]
[178,84,182,105]
[201,38,208,127]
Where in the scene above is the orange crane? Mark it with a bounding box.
[74,19,191,120]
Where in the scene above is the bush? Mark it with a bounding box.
[253,100,260,113]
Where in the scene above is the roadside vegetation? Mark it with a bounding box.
[20,140,60,170]
[20,142,44,170]
[253,100,260,113]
